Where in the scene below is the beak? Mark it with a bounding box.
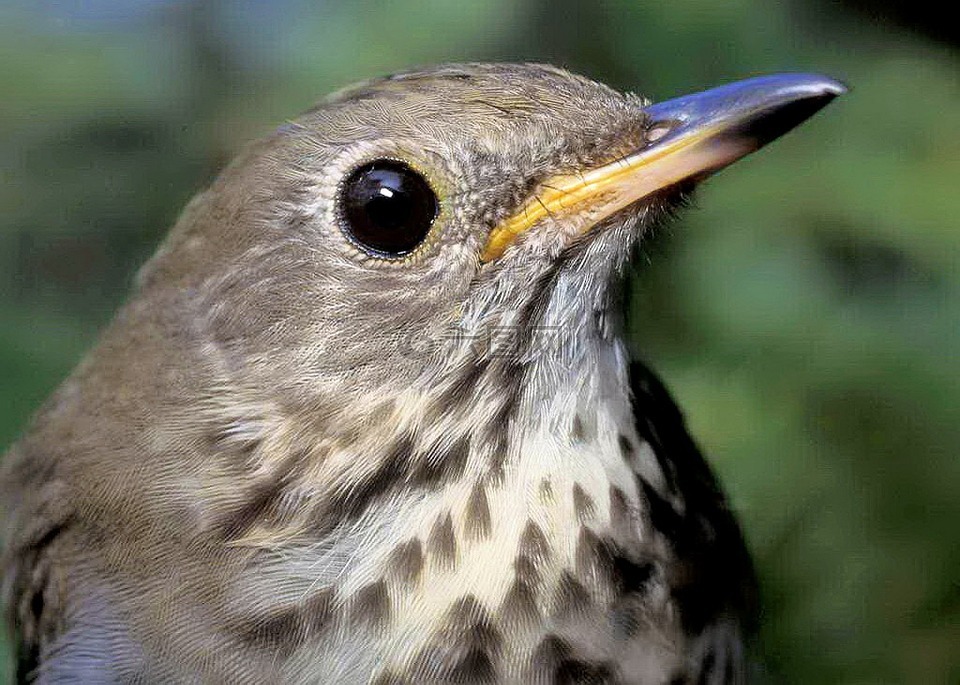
[481,73,846,262]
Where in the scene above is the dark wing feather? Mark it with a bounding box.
[627,361,758,679]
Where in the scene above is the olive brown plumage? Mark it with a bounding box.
[0,63,843,683]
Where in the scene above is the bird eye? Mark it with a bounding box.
[339,160,439,257]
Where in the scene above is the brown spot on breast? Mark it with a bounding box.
[349,579,390,632]
[431,358,488,417]
[301,587,336,635]
[572,414,586,441]
[408,595,502,683]
[518,520,551,563]
[387,538,423,588]
[236,586,334,654]
[575,527,655,599]
[634,414,680,496]
[539,478,554,502]
[515,553,541,590]
[574,527,608,583]
[612,554,655,598]
[636,478,684,549]
[214,448,305,541]
[514,521,551,596]
[531,634,619,684]
[303,431,473,541]
[464,481,492,541]
[531,634,573,677]
[553,571,592,618]
[482,402,512,480]
[310,436,413,536]
[499,577,541,629]
[572,484,596,523]
[216,478,282,541]
[555,659,617,685]
[617,434,634,460]
[610,602,645,638]
[428,512,458,570]
[608,486,632,540]
[445,433,472,479]
[416,433,470,486]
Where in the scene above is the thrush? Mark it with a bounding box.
[1,64,843,684]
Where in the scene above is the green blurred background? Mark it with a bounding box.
[1,1,958,682]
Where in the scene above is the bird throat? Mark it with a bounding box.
[222,273,684,681]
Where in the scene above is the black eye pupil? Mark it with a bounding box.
[340,161,438,256]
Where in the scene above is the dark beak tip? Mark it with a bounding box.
[770,74,849,111]
[780,72,848,97]
[644,72,847,147]
[812,75,848,97]
[735,73,848,145]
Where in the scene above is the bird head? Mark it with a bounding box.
[0,62,847,684]
[110,64,847,534]
[138,64,842,420]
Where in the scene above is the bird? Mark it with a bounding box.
[1,63,843,684]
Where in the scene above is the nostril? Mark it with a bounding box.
[647,125,673,143]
